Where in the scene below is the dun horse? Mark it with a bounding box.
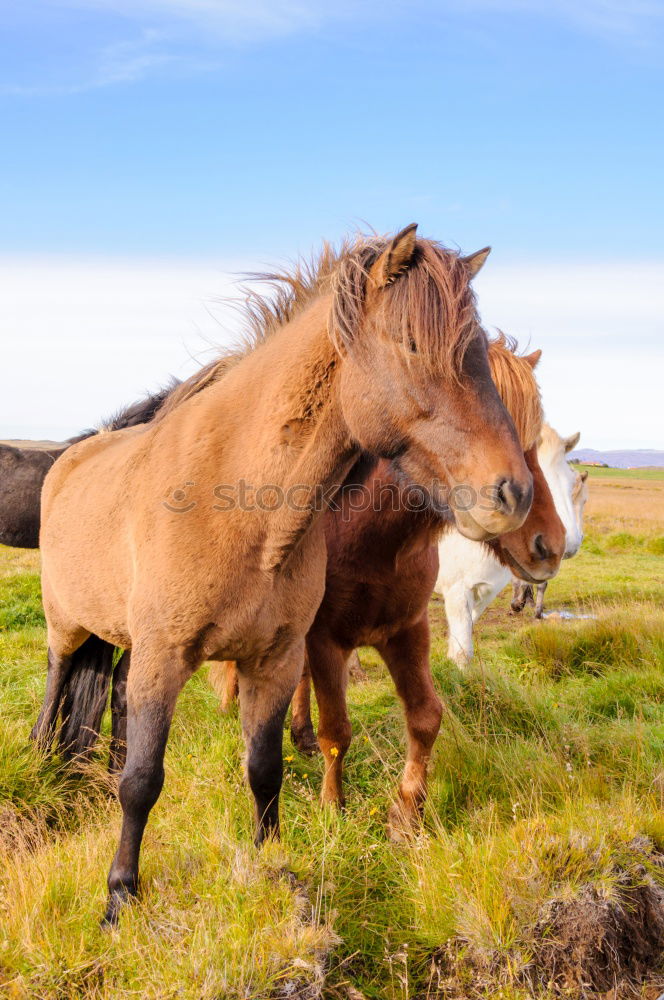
[208,335,565,835]
[34,227,533,924]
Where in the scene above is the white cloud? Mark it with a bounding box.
[1,255,662,449]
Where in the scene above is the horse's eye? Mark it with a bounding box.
[408,336,417,354]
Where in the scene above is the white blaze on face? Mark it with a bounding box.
[537,424,585,558]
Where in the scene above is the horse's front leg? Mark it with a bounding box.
[306,634,352,807]
[103,643,194,927]
[534,581,548,619]
[443,583,474,667]
[376,615,443,842]
[236,641,305,845]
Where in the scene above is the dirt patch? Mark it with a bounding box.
[529,874,664,997]
[425,844,664,999]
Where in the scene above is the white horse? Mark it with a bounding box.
[436,424,589,666]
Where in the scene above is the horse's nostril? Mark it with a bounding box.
[495,478,521,517]
[496,478,514,515]
[533,533,549,561]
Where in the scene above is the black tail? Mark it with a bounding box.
[58,635,116,759]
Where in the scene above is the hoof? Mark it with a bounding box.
[386,801,421,844]
[290,726,320,756]
[29,723,55,753]
[320,794,346,811]
[101,885,136,928]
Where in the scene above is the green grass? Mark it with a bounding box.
[1,530,664,998]
[571,463,664,481]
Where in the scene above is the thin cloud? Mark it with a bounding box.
[1,0,358,94]
[4,0,661,95]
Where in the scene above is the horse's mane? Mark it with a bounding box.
[100,381,179,432]
[65,381,181,447]
[154,233,479,421]
[487,332,543,450]
[537,422,563,459]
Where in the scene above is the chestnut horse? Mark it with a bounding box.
[511,458,589,619]
[34,227,533,924]
[209,335,564,837]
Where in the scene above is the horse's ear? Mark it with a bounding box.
[524,348,542,369]
[369,223,418,289]
[461,246,491,278]
[564,431,581,453]
[580,470,589,482]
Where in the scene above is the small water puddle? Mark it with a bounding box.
[542,610,597,621]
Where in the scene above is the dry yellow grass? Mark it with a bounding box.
[584,475,664,537]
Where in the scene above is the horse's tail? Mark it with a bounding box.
[58,635,117,759]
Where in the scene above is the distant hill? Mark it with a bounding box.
[569,448,664,469]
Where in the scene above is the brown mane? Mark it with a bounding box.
[157,234,479,419]
[488,331,543,450]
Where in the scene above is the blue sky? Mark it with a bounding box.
[1,1,663,447]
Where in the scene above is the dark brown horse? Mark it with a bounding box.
[0,389,174,549]
[208,335,565,837]
[0,440,72,548]
[34,228,533,924]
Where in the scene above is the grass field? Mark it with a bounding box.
[1,468,663,999]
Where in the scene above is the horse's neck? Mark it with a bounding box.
[216,296,358,571]
[537,443,580,540]
[336,459,441,561]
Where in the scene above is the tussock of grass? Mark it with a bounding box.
[408,797,664,997]
[584,528,664,556]
[508,606,664,679]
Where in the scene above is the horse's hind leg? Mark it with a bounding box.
[103,644,194,926]
[30,647,74,749]
[30,624,90,749]
[109,650,130,776]
[511,581,534,614]
[289,658,318,755]
[376,616,443,841]
[236,641,305,845]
